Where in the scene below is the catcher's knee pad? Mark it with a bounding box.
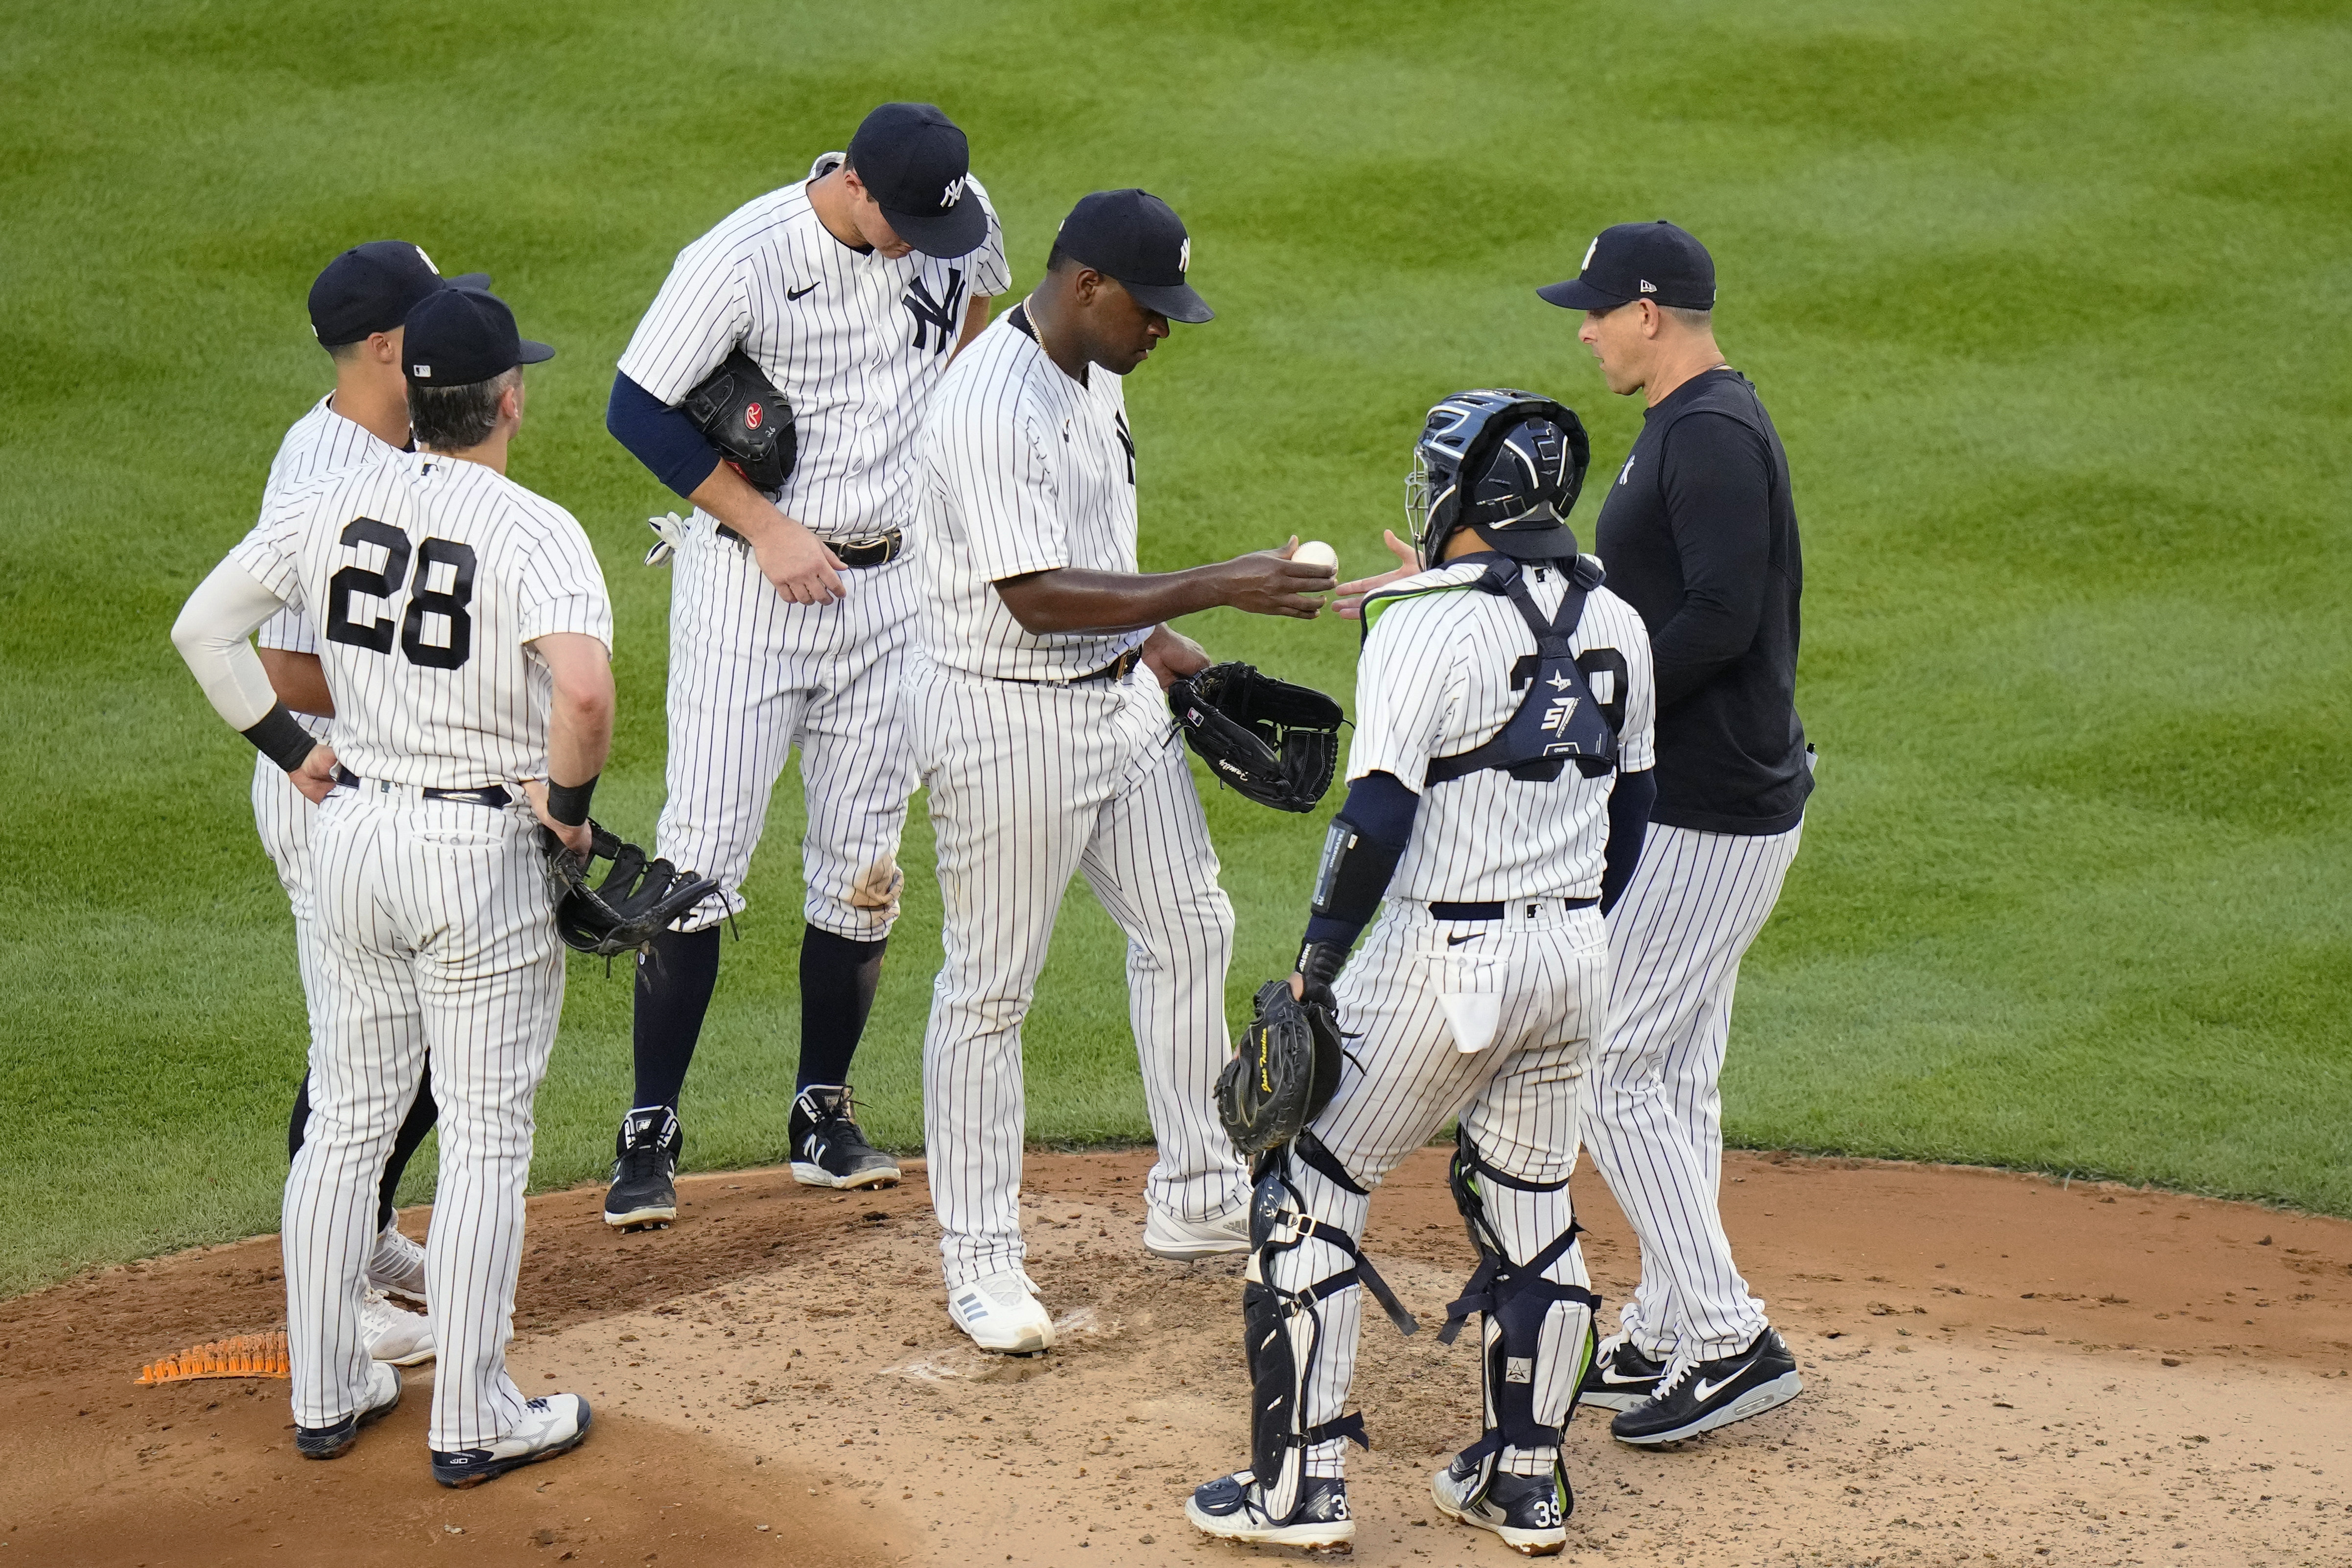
[1240,1138,1418,1518]
[1438,1129,1600,1492]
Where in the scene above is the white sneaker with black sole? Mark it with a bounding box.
[295,1360,402,1460]
[1610,1326,1802,1446]
[946,1269,1056,1355]
[432,1393,591,1488]
[1576,1332,1666,1412]
[1142,1200,1250,1260]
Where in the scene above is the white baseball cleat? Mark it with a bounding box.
[362,1289,436,1366]
[1143,1201,1251,1260]
[432,1393,591,1488]
[367,1224,428,1303]
[946,1270,1056,1355]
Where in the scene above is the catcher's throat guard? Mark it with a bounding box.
[541,822,721,959]
[1421,556,1622,785]
[1170,662,1343,814]
[680,349,798,495]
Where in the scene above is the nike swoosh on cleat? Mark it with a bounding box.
[1599,1367,1653,1384]
[787,282,818,300]
[1692,1367,1749,1403]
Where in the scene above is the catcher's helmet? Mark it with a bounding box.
[1404,389,1591,566]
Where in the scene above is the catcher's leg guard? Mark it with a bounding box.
[1437,1128,1601,1499]
[1241,1136,1418,1515]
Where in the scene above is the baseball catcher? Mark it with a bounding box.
[1169,662,1343,813]
[541,825,720,960]
[1188,388,1657,1556]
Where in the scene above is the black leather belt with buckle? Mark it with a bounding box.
[334,767,513,809]
[715,523,903,569]
[1001,648,1143,687]
[1429,897,1599,921]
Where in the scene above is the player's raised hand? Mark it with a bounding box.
[750,513,848,606]
[1334,529,1420,619]
[1219,537,1339,620]
[290,743,339,805]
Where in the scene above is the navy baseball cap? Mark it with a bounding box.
[402,287,554,386]
[1538,221,1716,312]
[308,240,489,347]
[847,102,988,258]
[1052,189,1211,324]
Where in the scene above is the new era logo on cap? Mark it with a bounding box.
[1537,220,1716,313]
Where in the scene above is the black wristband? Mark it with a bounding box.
[241,702,319,775]
[545,773,598,827]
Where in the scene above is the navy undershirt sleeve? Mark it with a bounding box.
[607,371,722,499]
[1301,771,1420,950]
[1600,768,1656,914]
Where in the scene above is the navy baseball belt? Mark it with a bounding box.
[998,647,1144,687]
[334,767,513,809]
[1429,897,1599,921]
[715,523,903,569]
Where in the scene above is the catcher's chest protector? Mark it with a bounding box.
[1421,558,1621,786]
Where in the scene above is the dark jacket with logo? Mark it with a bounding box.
[1592,367,1810,836]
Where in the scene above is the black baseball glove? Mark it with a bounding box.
[1215,979,1349,1155]
[541,824,721,959]
[1169,662,1343,814]
[680,349,797,494]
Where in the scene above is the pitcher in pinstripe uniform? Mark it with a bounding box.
[255,241,499,1369]
[600,103,1010,1224]
[912,189,1338,1354]
[1541,222,1813,1446]
[174,286,609,1486]
[1187,391,1656,1556]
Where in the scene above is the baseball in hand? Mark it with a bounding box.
[1293,540,1339,571]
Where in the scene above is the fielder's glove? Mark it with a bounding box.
[541,823,721,959]
[1215,978,1349,1155]
[1170,662,1344,814]
[680,349,797,495]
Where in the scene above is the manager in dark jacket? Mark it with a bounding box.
[1542,221,1813,1447]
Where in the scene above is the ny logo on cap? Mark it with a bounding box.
[940,175,965,208]
[1581,235,1599,271]
[1178,236,1191,273]
[414,244,437,273]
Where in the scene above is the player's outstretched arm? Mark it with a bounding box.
[1333,529,1420,620]
[171,557,336,802]
[524,632,615,860]
[993,538,1338,635]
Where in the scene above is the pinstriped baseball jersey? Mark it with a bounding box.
[615,153,1011,539]
[916,309,1145,680]
[253,395,405,718]
[1352,560,1656,903]
[230,450,612,790]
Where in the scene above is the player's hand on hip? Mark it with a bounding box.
[1220,538,1338,620]
[522,780,595,860]
[1334,529,1419,620]
[750,512,848,606]
[290,744,339,805]
[1140,625,1210,691]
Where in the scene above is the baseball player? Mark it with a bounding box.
[171,286,608,1485]
[599,102,1008,1225]
[913,188,1339,1354]
[1187,391,1656,1555]
[259,241,495,1368]
[1540,222,1812,1444]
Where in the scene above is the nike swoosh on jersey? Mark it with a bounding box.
[1445,933,1485,946]
[787,282,819,301]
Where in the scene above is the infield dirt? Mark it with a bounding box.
[3,1150,2348,1568]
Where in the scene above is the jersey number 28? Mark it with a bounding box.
[325,518,476,670]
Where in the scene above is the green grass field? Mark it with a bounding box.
[3,0,2348,1297]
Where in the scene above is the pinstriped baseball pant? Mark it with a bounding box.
[294,786,565,1451]
[911,656,1248,1287]
[1581,819,1803,1365]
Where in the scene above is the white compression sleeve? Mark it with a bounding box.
[170,558,293,731]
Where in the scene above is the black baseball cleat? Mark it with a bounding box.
[1431,1455,1572,1556]
[295,1361,401,1459]
[1185,1470,1354,1549]
[432,1393,590,1488]
[603,1106,682,1228]
[789,1085,900,1189]
[1577,1332,1668,1412]
[1610,1326,1802,1446]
